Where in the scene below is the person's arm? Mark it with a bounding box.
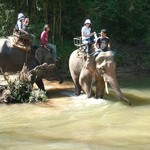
[19,29,28,35]
[96,38,100,49]
[82,31,95,37]
[81,27,95,38]
[108,37,111,50]
[108,43,111,50]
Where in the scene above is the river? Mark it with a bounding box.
[0,73,150,150]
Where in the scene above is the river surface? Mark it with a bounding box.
[0,73,150,150]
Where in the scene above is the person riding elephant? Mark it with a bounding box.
[69,49,131,105]
[15,13,28,35]
[92,29,112,57]
[13,13,32,51]
[81,19,96,55]
[40,24,59,62]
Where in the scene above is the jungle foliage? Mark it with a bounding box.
[0,0,150,72]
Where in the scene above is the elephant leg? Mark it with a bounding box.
[53,68,63,84]
[95,79,105,99]
[70,68,81,95]
[73,77,81,96]
[79,69,94,98]
[81,81,94,98]
[35,79,45,91]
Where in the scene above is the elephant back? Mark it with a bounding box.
[0,37,30,72]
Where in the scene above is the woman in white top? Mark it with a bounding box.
[16,13,28,35]
[81,19,95,54]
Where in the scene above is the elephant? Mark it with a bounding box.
[69,49,131,105]
[0,37,63,90]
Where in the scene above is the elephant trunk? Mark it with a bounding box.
[104,74,131,105]
[53,68,63,84]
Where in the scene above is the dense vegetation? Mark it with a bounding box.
[0,0,150,73]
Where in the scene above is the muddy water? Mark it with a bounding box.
[0,74,150,150]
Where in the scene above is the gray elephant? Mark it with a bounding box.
[0,37,63,90]
[69,49,131,105]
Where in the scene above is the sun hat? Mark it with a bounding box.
[18,13,25,20]
[84,19,91,24]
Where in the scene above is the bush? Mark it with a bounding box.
[0,65,47,103]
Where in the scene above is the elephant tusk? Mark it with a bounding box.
[105,81,109,94]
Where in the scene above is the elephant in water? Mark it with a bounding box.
[69,49,131,105]
[0,37,63,90]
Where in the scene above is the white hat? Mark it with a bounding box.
[18,13,25,20]
[84,19,91,24]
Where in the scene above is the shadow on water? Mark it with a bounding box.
[124,93,150,107]
[116,73,150,106]
[46,87,74,99]
[104,90,150,107]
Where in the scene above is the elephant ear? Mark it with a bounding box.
[35,47,43,64]
[35,47,53,64]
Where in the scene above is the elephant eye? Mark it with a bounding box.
[101,67,105,73]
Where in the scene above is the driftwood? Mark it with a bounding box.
[0,63,55,103]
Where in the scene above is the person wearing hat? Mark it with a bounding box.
[40,24,58,61]
[81,19,95,54]
[15,13,28,35]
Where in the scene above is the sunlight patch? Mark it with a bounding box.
[44,85,55,89]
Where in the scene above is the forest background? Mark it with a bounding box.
[0,0,150,74]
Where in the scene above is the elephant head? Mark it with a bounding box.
[86,51,131,105]
[34,47,63,84]
[35,47,53,65]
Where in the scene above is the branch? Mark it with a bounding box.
[0,67,11,85]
